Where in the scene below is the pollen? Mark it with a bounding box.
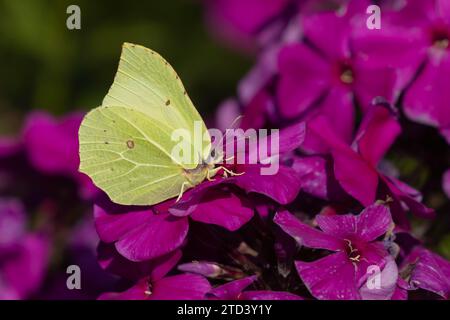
[340,69,354,84]
[344,239,361,262]
[435,38,449,49]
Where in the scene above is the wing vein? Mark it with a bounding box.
[116,173,181,199]
[109,109,183,167]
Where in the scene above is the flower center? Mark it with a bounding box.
[344,239,360,262]
[435,38,449,49]
[340,69,354,84]
[337,61,354,85]
[431,27,450,50]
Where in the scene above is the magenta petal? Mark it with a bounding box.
[385,176,422,201]
[1,234,50,299]
[302,94,354,154]
[239,47,278,105]
[274,210,342,251]
[359,256,399,300]
[443,170,450,199]
[355,242,389,283]
[315,214,357,239]
[205,0,290,50]
[316,204,392,242]
[115,212,188,262]
[292,156,329,200]
[438,0,450,22]
[98,280,149,300]
[302,12,351,59]
[277,43,329,118]
[233,165,302,205]
[399,195,436,219]
[100,274,210,300]
[404,54,450,129]
[383,0,437,26]
[391,279,408,300]
[333,146,378,206]
[307,116,379,207]
[190,189,253,231]
[249,122,306,162]
[151,274,211,300]
[76,174,99,200]
[22,111,83,175]
[383,176,435,219]
[293,155,350,202]
[215,99,242,132]
[333,151,378,206]
[169,179,224,217]
[98,243,182,282]
[354,204,393,241]
[178,261,224,278]
[208,276,257,300]
[353,64,397,110]
[0,199,26,248]
[94,203,155,244]
[352,26,426,91]
[295,252,360,300]
[95,194,188,261]
[20,111,98,198]
[307,115,351,151]
[240,89,274,130]
[354,103,401,167]
[239,290,303,300]
[406,247,450,299]
[277,121,306,153]
[313,87,355,149]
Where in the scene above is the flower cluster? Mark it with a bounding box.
[204,0,450,299]
[0,112,117,299]
[93,0,450,300]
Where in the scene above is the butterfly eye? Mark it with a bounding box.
[210,149,216,158]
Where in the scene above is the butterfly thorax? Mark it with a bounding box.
[183,162,215,186]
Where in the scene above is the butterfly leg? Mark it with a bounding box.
[214,166,245,178]
[206,165,244,181]
[223,166,245,177]
[206,170,216,181]
[176,181,190,202]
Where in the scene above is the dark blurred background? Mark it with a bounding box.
[0,0,251,135]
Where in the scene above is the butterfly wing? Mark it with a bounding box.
[102,42,211,164]
[79,43,210,205]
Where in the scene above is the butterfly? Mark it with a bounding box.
[79,43,238,206]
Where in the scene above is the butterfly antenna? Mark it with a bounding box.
[229,115,244,129]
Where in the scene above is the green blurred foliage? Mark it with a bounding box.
[438,233,450,260]
[389,124,450,247]
[0,0,251,134]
